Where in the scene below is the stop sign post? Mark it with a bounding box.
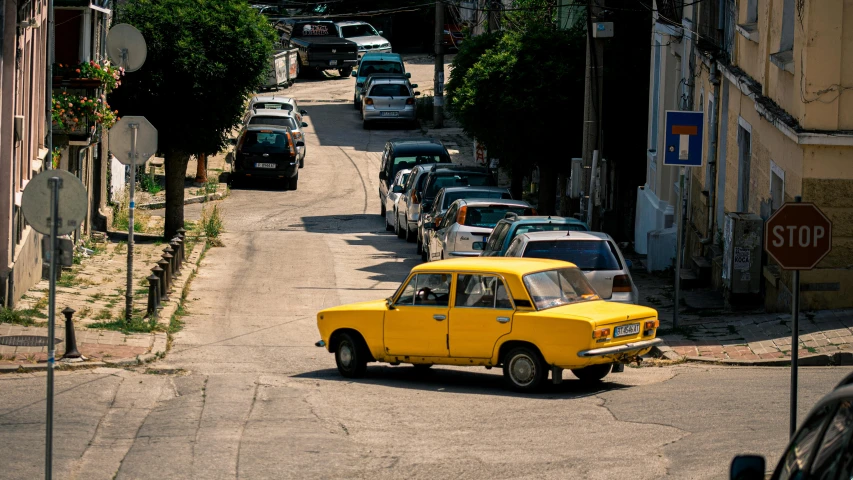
[765,197,832,439]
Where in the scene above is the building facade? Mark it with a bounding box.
[640,0,853,310]
[0,0,50,307]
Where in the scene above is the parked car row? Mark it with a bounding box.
[229,95,309,190]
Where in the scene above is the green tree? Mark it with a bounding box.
[446,25,586,214]
[112,0,275,238]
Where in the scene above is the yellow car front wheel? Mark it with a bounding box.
[335,332,368,378]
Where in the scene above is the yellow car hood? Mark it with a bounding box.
[319,298,389,314]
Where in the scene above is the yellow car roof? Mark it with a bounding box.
[412,257,578,276]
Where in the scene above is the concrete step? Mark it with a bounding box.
[690,255,712,286]
[679,268,700,290]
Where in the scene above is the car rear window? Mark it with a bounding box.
[360,61,403,76]
[369,84,410,97]
[463,206,533,228]
[522,240,622,271]
[444,190,508,207]
[253,102,293,112]
[514,223,587,237]
[393,156,444,176]
[248,116,297,129]
[427,174,494,198]
[240,131,291,154]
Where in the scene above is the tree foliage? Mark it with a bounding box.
[446,24,586,214]
[112,0,275,238]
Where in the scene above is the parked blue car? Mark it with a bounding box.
[479,214,590,257]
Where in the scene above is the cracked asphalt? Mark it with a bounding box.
[1,61,851,479]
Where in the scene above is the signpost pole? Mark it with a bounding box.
[45,177,60,480]
[126,123,137,323]
[790,195,802,438]
[673,166,685,329]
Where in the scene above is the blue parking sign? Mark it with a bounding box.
[664,111,704,167]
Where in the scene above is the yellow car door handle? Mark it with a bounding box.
[433,314,446,321]
[497,317,510,323]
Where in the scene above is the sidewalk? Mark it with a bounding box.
[631,258,853,366]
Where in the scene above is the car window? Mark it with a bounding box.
[340,24,379,37]
[505,237,525,257]
[483,223,508,254]
[808,400,853,479]
[359,61,404,76]
[514,223,587,237]
[392,156,443,177]
[462,206,533,229]
[369,84,411,97]
[440,204,458,228]
[404,169,420,192]
[398,173,410,187]
[248,116,297,129]
[777,403,836,480]
[239,131,291,154]
[253,102,294,112]
[522,240,622,271]
[426,174,495,198]
[494,223,512,250]
[455,274,513,309]
[411,274,451,307]
[522,268,599,310]
[444,190,507,206]
[434,192,444,212]
[294,22,335,37]
[395,276,417,305]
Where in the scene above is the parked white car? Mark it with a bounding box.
[384,168,411,232]
[247,95,307,123]
[243,109,308,168]
[334,21,391,58]
[426,198,535,261]
[504,231,639,304]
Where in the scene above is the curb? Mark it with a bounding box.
[137,191,225,210]
[0,241,207,374]
[652,345,853,367]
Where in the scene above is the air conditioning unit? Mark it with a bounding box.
[722,212,764,294]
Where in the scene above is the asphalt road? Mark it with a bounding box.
[1,60,851,480]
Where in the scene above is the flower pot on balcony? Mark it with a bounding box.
[53,77,103,89]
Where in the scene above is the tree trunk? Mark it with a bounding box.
[195,153,207,184]
[164,148,190,240]
[538,162,558,216]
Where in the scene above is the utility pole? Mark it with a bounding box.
[433,0,444,128]
[576,0,605,226]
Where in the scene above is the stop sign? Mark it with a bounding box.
[765,203,832,270]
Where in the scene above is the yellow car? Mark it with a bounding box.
[315,258,661,391]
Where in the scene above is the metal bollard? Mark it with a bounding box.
[150,266,163,308]
[176,227,187,259]
[161,252,174,286]
[147,274,160,318]
[60,307,82,359]
[163,246,176,279]
[174,236,185,269]
[156,260,171,301]
[171,238,183,275]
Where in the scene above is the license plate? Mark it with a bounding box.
[329,60,338,66]
[614,323,640,337]
[255,163,276,169]
[380,111,399,117]
[483,236,489,243]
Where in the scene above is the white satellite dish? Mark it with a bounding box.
[106,23,147,72]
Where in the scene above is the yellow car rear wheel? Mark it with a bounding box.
[571,363,612,383]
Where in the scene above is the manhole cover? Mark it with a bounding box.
[0,336,62,347]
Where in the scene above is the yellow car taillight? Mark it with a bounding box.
[592,328,610,339]
[644,319,659,330]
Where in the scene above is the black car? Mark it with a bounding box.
[231,126,303,190]
[379,138,451,219]
[275,19,358,77]
[729,378,853,480]
[416,165,497,253]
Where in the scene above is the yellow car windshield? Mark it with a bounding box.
[522,268,599,310]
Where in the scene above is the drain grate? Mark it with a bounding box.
[0,336,62,347]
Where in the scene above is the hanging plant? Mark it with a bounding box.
[54,61,124,94]
[52,90,119,131]
[51,147,61,169]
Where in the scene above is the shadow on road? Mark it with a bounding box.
[299,103,424,152]
[293,366,629,399]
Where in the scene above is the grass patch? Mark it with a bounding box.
[200,205,224,246]
[112,191,152,233]
[94,308,113,320]
[88,310,161,334]
[806,346,818,354]
[139,171,162,195]
[0,305,46,327]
